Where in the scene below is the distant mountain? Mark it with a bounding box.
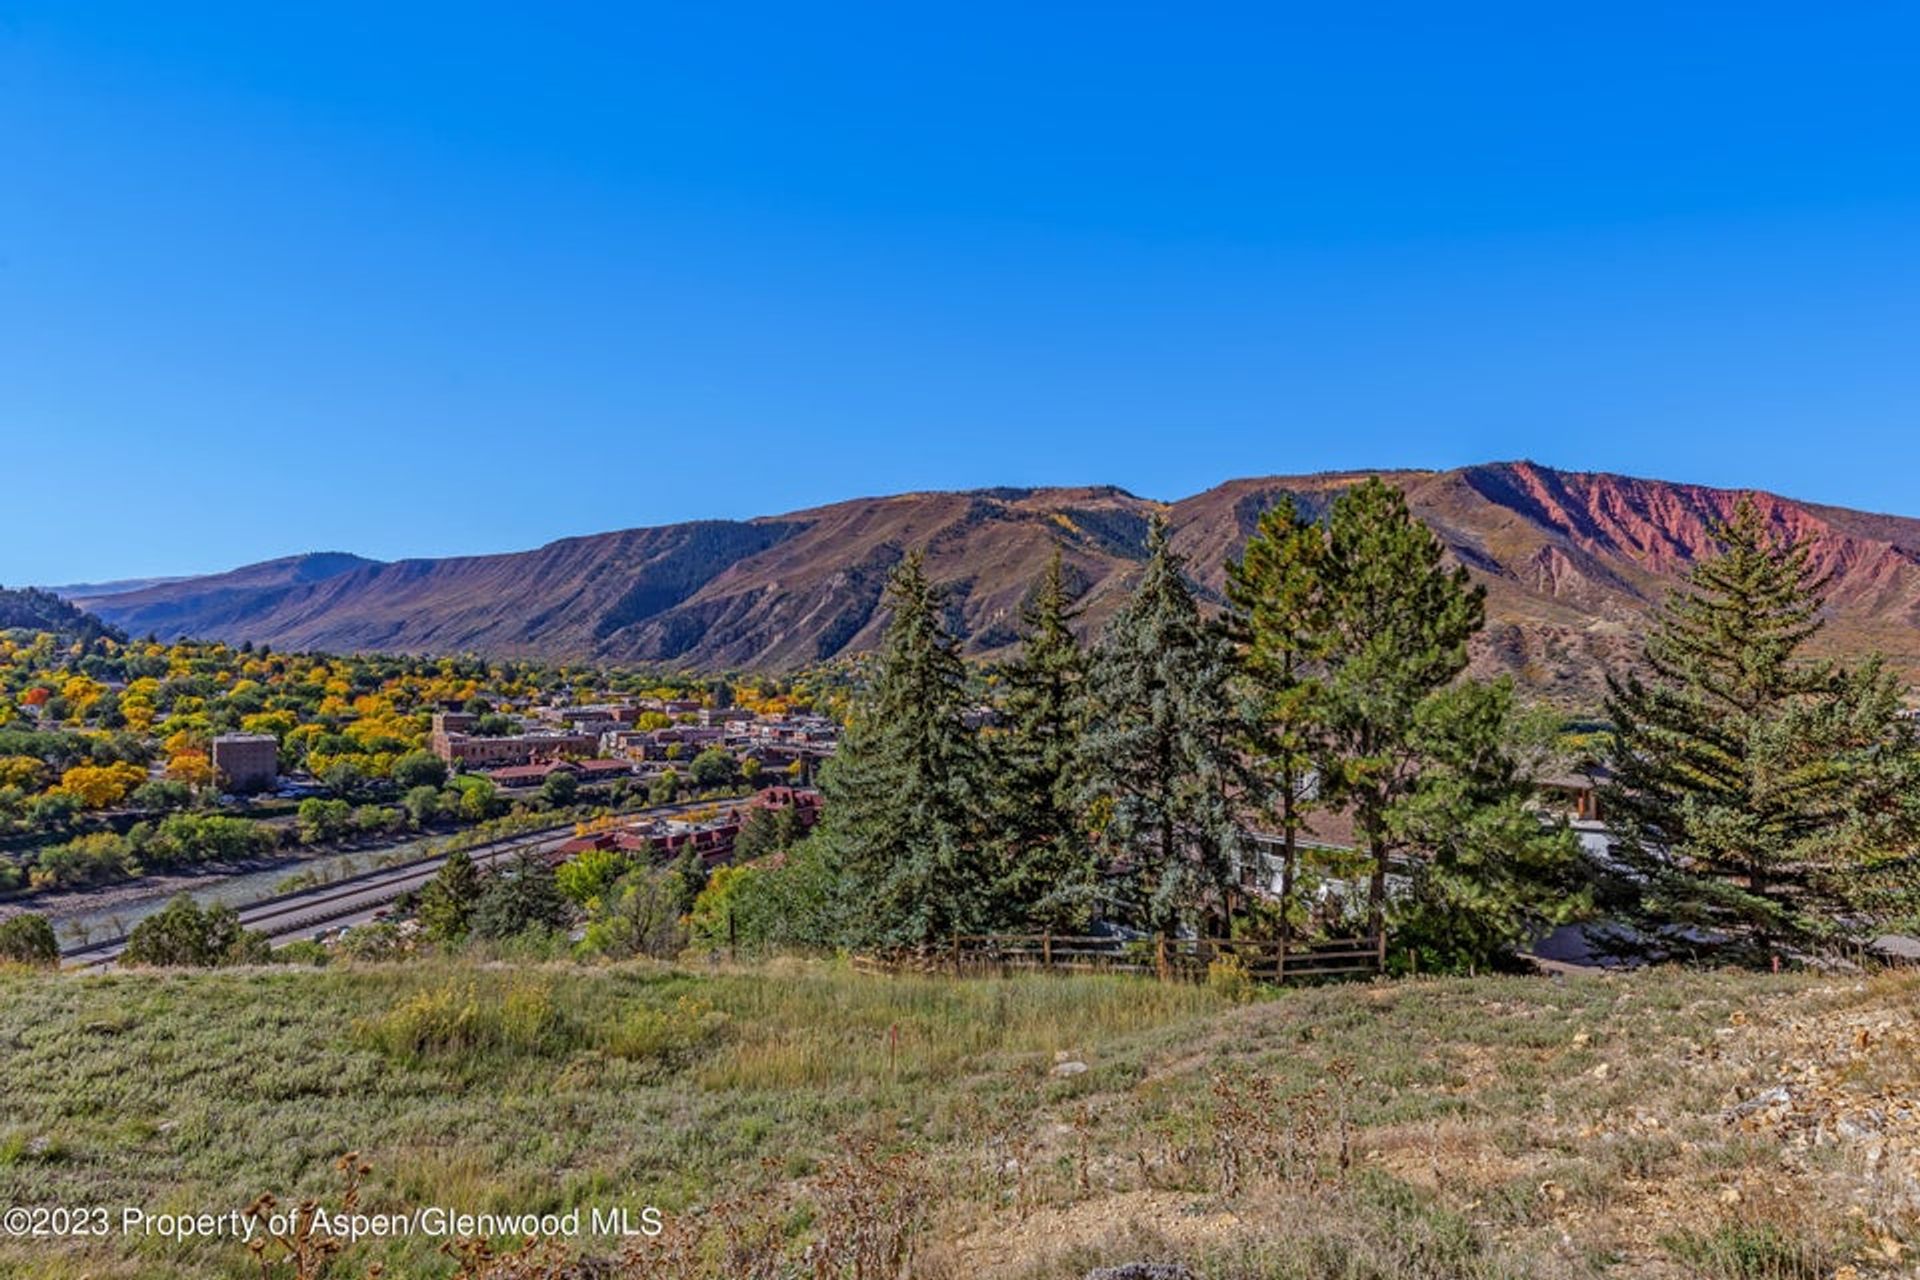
[60,463,1920,702]
[0,586,125,645]
[41,574,193,599]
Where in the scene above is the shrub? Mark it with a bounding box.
[580,868,686,959]
[296,797,353,844]
[337,920,411,961]
[554,846,631,907]
[31,832,138,888]
[697,837,840,951]
[271,939,330,967]
[351,804,397,835]
[447,774,500,822]
[403,784,444,828]
[0,913,58,968]
[689,747,738,789]
[602,995,731,1066]
[390,749,448,791]
[120,895,270,968]
[130,778,192,812]
[1207,952,1255,1003]
[358,980,576,1061]
[139,812,276,864]
[1659,1223,1839,1279]
[539,769,580,808]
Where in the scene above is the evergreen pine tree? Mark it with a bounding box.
[813,551,991,948]
[1224,495,1327,939]
[1314,478,1487,935]
[1080,519,1246,934]
[1603,496,1919,960]
[470,849,571,940]
[993,552,1095,928]
[418,849,483,943]
[1390,679,1587,971]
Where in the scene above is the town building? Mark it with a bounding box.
[551,814,742,869]
[1537,768,1609,824]
[748,785,824,830]
[431,730,598,767]
[485,757,636,789]
[430,710,477,737]
[547,785,825,870]
[211,733,279,792]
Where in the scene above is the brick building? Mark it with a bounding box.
[211,733,279,792]
[431,730,598,768]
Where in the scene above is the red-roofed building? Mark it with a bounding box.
[749,785,823,829]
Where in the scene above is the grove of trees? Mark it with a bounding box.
[703,481,1580,972]
[718,483,1920,972]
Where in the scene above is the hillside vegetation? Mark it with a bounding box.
[1,961,1915,1279]
[0,587,123,646]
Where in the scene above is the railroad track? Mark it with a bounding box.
[60,798,718,970]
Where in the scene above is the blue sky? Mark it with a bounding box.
[4,4,1920,584]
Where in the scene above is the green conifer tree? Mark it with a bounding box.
[470,849,571,940]
[993,552,1095,928]
[1603,496,1920,960]
[813,551,990,948]
[418,849,483,944]
[1390,679,1587,971]
[1314,478,1487,935]
[1080,520,1246,934]
[1224,495,1328,939]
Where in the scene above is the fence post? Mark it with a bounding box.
[951,932,960,975]
[1042,929,1052,970]
[1376,931,1388,973]
[1155,933,1168,982]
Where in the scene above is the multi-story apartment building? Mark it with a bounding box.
[211,732,279,792]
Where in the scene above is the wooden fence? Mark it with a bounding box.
[855,932,1385,983]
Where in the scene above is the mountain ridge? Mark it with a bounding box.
[59,461,1920,701]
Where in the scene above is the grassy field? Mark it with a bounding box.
[0,959,1914,1279]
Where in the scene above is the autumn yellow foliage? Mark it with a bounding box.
[54,760,148,809]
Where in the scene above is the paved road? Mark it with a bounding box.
[61,798,720,970]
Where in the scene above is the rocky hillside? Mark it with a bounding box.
[66,462,1920,701]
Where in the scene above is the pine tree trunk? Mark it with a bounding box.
[1365,813,1388,937]
[1160,813,1177,934]
[1281,833,1297,944]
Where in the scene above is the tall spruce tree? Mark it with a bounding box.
[993,552,1096,928]
[1603,496,1919,960]
[1314,478,1488,935]
[812,551,991,948]
[1224,495,1327,940]
[1080,519,1246,934]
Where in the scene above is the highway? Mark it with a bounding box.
[60,798,721,970]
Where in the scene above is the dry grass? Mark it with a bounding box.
[1,961,1916,1278]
